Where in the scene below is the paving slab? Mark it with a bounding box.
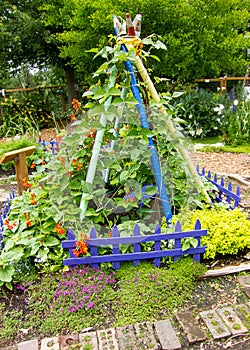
[97,328,119,350]
[234,304,250,327]
[41,337,60,350]
[175,311,207,343]
[200,310,231,339]
[238,275,250,288]
[59,334,79,349]
[116,324,138,349]
[79,332,99,350]
[18,339,39,350]
[242,287,250,298]
[154,319,181,350]
[216,306,248,335]
[134,322,159,350]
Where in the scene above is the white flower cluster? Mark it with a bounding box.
[213,104,224,115]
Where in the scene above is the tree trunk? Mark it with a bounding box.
[65,66,79,108]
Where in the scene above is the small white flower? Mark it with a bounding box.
[196,128,203,135]
[213,107,220,112]
[233,99,238,106]
[219,104,224,110]
[189,114,193,119]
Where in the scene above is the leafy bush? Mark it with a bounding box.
[223,99,250,145]
[0,137,36,159]
[179,206,250,259]
[0,91,58,138]
[175,89,231,138]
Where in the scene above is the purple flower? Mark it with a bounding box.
[16,284,25,291]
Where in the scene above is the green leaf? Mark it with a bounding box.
[182,241,190,251]
[92,88,106,100]
[150,55,161,62]
[0,265,15,282]
[120,170,129,182]
[108,87,121,96]
[38,247,49,260]
[5,282,13,290]
[145,186,158,196]
[2,247,24,262]
[43,236,60,247]
[172,92,184,98]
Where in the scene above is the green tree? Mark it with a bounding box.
[55,0,249,84]
[0,0,79,105]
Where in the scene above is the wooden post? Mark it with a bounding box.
[0,146,36,195]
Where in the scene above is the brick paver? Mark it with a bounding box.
[216,306,248,335]
[18,339,39,350]
[154,319,181,350]
[175,311,207,343]
[79,332,99,350]
[200,310,231,339]
[17,302,250,350]
[97,328,119,350]
[41,337,59,350]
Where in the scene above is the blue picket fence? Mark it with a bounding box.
[197,165,241,209]
[38,138,60,154]
[62,220,207,269]
[0,190,15,248]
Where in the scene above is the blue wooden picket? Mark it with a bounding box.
[0,190,15,248]
[62,220,207,269]
[197,165,241,209]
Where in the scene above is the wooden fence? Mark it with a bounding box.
[62,220,207,269]
[197,166,241,209]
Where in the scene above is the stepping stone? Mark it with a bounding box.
[200,310,231,339]
[175,311,207,343]
[242,287,250,298]
[216,306,248,335]
[41,337,60,350]
[238,275,250,288]
[134,322,159,349]
[234,304,250,326]
[18,339,39,350]
[154,319,181,350]
[116,324,138,349]
[79,332,98,350]
[59,334,79,349]
[97,328,119,350]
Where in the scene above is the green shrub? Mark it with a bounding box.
[179,207,250,259]
[174,89,231,138]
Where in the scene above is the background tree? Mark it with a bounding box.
[1,0,249,96]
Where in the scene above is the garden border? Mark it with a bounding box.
[62,220,207,269]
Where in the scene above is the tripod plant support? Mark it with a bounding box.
[114,13,210,205]
[79,67,118,220]
[113,15,173,224]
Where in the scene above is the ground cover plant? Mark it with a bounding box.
[0,257,206,346]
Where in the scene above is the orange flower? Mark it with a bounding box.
[72,237,89,257]
[72,159,77,167]
[30,162,36,169]
[87,128,95,138]
[26,219,32,227]
[77,162,83,171]
[41,161,46,166]
[23,177,32,188]
[70,113,76,121]
[4,219,9,225]
[55,223,65,235]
